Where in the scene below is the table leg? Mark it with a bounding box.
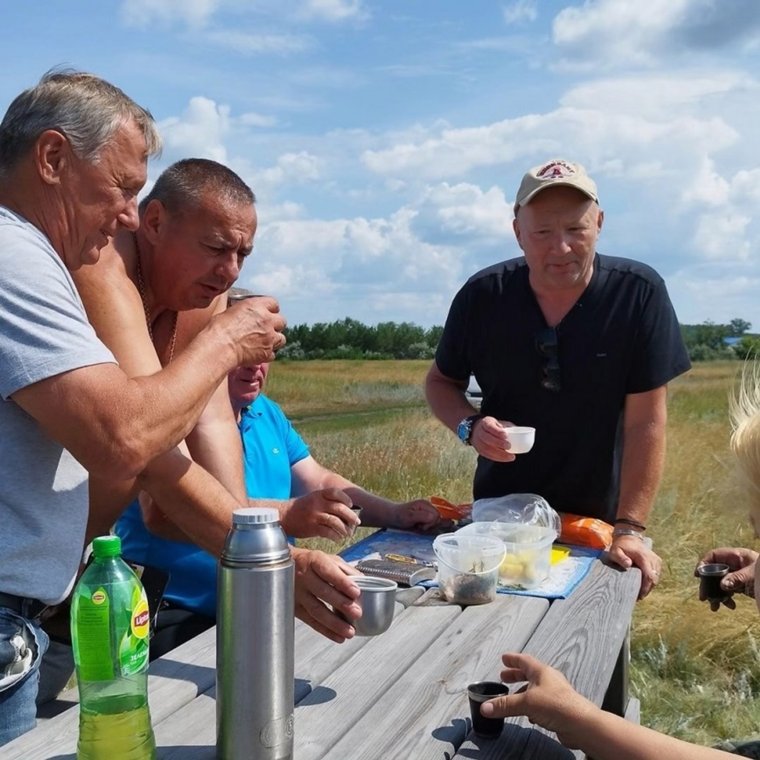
[600,625,632,719]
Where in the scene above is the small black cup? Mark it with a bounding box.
[467,681,509,737]
[698,563,730,603]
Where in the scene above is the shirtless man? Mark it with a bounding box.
[74,158,362,642]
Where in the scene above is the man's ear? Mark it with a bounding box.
[597,208,604,233]
[35,129,69,185]
[140,199,167,242]
[513,216,524,251]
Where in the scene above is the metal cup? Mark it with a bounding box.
[341,576,397,636]
[698,563,731,603]
[467,681,509,737]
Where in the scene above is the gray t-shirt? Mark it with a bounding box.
[0,207,115,604]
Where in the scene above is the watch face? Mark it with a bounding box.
[457,418,471,443]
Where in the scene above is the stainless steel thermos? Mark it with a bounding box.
[216,507,295,760]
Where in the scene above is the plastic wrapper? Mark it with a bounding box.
[470,493,561,535]
[558,513,614,550]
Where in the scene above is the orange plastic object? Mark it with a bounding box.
[430,496,472,521]
[559,513,614,550]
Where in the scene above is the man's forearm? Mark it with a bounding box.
[341,486,398,526]
[185,379,247,502]
[86,475,140,543]
[616,420,665,527]
[616,388,669,527]
[125,324,241,461]
[137,447,244,555]
[424,362,476,433]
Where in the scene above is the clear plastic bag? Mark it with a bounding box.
[470,493,561,535]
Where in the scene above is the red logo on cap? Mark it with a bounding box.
[537,160,575,179]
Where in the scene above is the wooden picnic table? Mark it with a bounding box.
[5,555,640,759]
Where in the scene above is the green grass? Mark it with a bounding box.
[268,358,760,746]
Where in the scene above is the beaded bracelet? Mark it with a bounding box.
[614,518,646,531]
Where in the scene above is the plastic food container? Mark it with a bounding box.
[456,522,556,589]
[432,533,505,605]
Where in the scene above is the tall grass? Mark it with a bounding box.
[268,359,760,745]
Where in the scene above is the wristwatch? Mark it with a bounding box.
[456,414,483,445]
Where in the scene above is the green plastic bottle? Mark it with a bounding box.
[71,535,156,760]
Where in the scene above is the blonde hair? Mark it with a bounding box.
[730,360,760,534]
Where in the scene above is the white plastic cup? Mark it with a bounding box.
[502,425,535,454]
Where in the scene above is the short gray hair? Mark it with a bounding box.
[140,158,255,217]
[0,68,162,177]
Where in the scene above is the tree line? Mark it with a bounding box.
[279,316,757,361]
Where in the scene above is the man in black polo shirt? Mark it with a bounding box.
[425,158,690,599]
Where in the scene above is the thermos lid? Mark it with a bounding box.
[232,507,280,525]
[223,507,289,564]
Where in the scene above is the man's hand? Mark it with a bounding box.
[292,548,362,642]
[385,499,447,532]
[606,534,662,600]
[481,652,596,749]
[216,296,287,364]
[695,547,759,610]
[281,489,359,540]
[469,416,517,463]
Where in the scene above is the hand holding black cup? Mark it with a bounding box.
[467,681,510,737]
[697,563,734,611]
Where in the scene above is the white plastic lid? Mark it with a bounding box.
[232,507,279,525]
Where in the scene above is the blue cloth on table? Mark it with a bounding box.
[340,529,601,600]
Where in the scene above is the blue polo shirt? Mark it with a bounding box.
[115,394,310,618]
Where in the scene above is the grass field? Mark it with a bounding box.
[266,358,760,747]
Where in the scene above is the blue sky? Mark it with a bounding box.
[3,0,760,329]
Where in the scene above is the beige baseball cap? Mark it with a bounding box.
[514,159,598,213]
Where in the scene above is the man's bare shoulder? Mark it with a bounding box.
[73,231,144,332]
[74,231,136,291]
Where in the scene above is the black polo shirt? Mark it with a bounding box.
[435,253,691,522]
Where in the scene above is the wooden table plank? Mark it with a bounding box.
[106,601,459,754]
[324,594,549,760]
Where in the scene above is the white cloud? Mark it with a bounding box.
[502,0,537,25]
[248,208,465,325]
[360,106,737,186]
[204,29,313,55]
[669,270,760,327]
[238,112,278,128]
[258,152,322,187]
[681,158,731,208]
[553,0,688,68]
[158,96,230,162]
[297,0,368,22]
[417,183,513,240]
[561,71,756,120]
[551,0,760,70]
[692,211,752,261]
[120,0,219,27]
[686,163,760,263]
[731,167,760,206]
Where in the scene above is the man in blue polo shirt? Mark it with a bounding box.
[116,357,441,656]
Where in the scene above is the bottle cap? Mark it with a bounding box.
[91,535,121,558]
[232,507,280,525]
